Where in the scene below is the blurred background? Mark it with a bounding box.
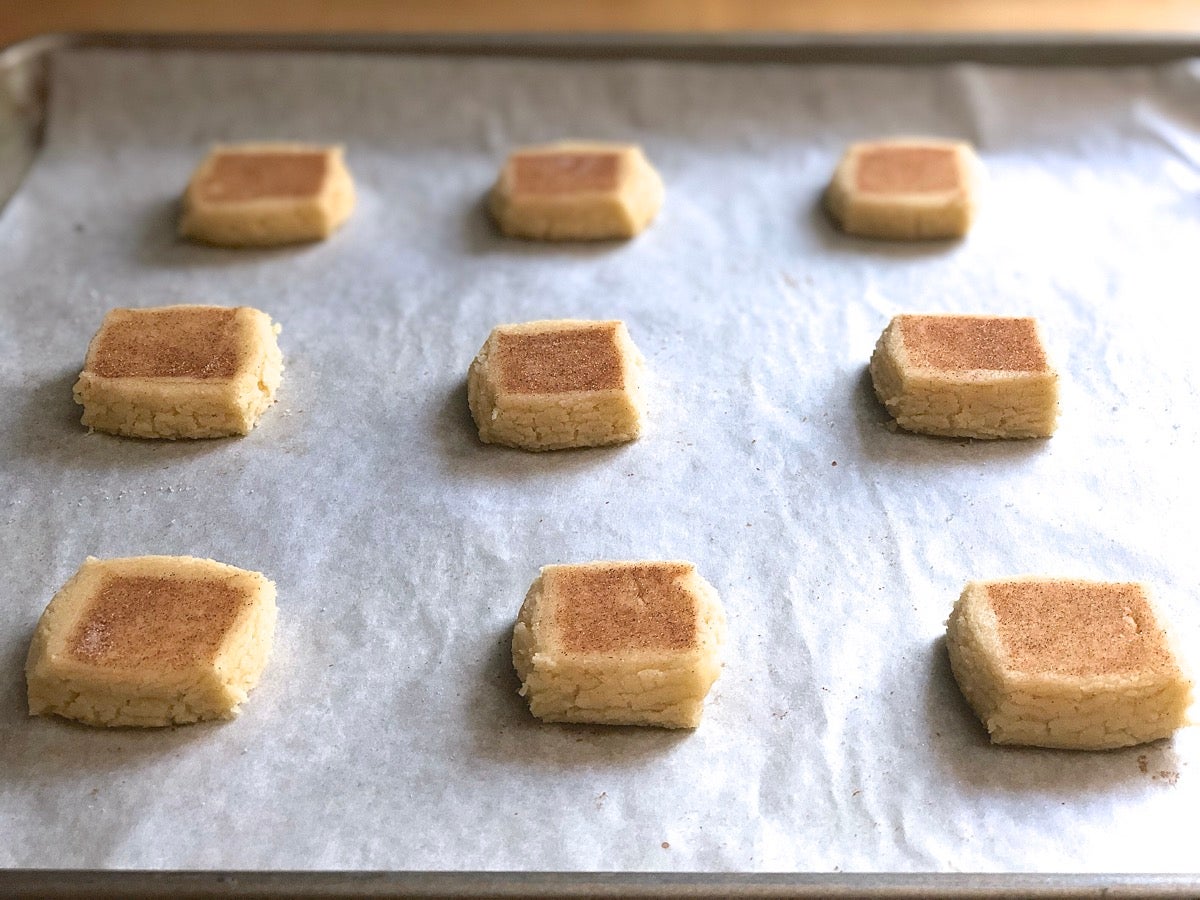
[4,0,1200,45]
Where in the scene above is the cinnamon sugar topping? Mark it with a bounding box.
[899,315,1047,373]
[548,563,697,654]
[67,574,252,670]
[513,152,621,195]
[855,146,959,194]
[496,324,624,395]
[987,580,1178,677]
[86,307,246,380]
[199,151,328,203]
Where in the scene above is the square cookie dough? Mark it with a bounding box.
[26,556,277,728]
[73,304,283,439]
[946,577,1194,749]
[488,141,664,240]
[467,319,645,451]
[180,143,355,246]
[826,138,981,240]
[869,313,1058,439]
[512,561,726,728]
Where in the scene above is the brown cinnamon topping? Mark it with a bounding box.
[86,307,246,380]
[856,146,958,194]
[67,574,252,670]
[513,152,621,195]
[496,324,624,394]
[198,151,328,203]
[899,315,1047,373]
[548,563,697,654]
[987,580,1177,677]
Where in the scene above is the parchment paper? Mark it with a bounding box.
[2,48,1200,873]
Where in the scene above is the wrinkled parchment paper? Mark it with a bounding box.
[2,48,1200,872]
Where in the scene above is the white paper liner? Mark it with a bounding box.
[0,48,1198,872]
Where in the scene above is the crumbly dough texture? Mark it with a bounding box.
[26,555,277,728]
[467,319,645,451]
[825,138,981,240]
[869,313,1058,439]
[946,577,1194,749]
[180,143,355,246]
[73,304,284,439]
[512,560,726,728]
[489,141,664,240]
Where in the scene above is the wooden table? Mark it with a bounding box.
[5,0,1200,48]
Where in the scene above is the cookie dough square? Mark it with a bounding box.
[947,578,1193,749]
[26,556,277,728]
[826,138,981,239]
[73,304,283,439]
[489,141,664,240]
[467,319,645,451]
[512,561,725,728]
[180,143,355,246]
[869,313,1058,439]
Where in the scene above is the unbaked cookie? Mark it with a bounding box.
[869,313,1058,439]
[946,577,1193,749]
[826,138,981,240]
[73,304,283,439]
[512,560,725,728]
[489,141,663,240]
[180,143,355,246]
[467,319,645,451]
[26,556,277,727]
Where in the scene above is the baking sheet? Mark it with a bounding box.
[1,46,1200,874]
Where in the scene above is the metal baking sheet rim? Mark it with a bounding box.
[2,870,1200,898]
[3,29,1200,899]
[4,30,1200,217]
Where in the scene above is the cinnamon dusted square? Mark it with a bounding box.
[180,143,355,246]
[512,561,725,728]
[26,556,277,727]
[869,313,1058,439]
[467,319,645,451]
[947,577,1193,749]
[73,304,283,439]
[826,138,981,239]
[489,141,663,240]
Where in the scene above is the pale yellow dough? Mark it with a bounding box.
[513,560,726,728]
[26,556,277,728]
[826,137,981,240]
[489,141,664,240]
[946,577,1194,749]
[73,304,283,439]
[869,313,1058,439]
[467,319,645,451]
[180,143,355,246]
